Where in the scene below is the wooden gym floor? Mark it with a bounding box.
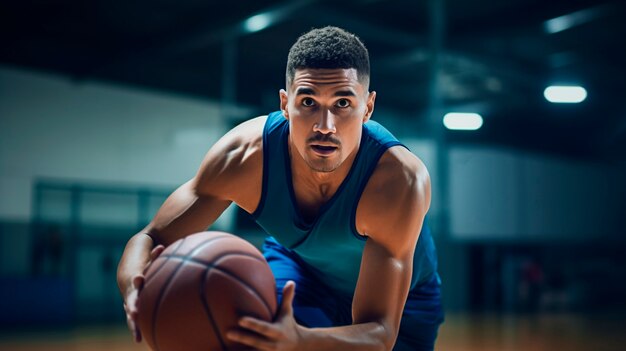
[0,312,624,351]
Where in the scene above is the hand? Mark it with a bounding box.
[123,244,164,342]
[227,281,304,351]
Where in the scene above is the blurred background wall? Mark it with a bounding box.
[1,0,625,334]
[0,66,238,323]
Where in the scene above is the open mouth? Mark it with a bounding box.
[310,144,338,155]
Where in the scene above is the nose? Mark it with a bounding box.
[313,109,336,134]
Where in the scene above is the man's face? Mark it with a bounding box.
[280,68,376,173]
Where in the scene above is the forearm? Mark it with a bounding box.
[117,232,154,297]
[148,180,231,246]
[300,321,393,351]
[116,181,231,297]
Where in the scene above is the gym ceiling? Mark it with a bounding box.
[2,0,625,162]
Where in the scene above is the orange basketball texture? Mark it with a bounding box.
[137,231,278,351]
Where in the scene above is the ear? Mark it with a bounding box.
[363,91,376,123]
[279,89,289,120]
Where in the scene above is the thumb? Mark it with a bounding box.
[280,281,296,315]
[150,245,165,261]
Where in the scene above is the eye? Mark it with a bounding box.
[335,99,350,108]
[302,97,315,107]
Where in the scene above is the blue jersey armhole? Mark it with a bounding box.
[349,140,406,241]
[251,114,275,219]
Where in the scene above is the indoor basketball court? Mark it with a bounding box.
[1,0,625,350]
[1,313,625,351]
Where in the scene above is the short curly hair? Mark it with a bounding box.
[286,26,370,87]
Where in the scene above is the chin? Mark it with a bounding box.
[306,158,342,173]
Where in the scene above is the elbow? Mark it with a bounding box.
[374,320,399,351]
[382,335,398,351]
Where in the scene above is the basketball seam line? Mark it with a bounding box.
[145,237,186,286]
[149,234,231,351]
[146,236,187,351]
[160,251,266,264]
[201,266,228,351]
[163,253,276,321]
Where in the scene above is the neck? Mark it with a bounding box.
[288,143,357,200]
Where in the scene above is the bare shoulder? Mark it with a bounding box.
[193,116,267,210]
[355,146,431,242]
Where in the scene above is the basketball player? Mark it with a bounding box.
[118,26,444,351]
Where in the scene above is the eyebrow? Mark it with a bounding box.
[334,90,357,97]
[295,87,357,97]
[296,87,316,96]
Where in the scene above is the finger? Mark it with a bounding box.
[126,302,139,320]
[281,281,296,314]
[126,312,135,334]
[125,290,140,316]
[124,301,135,315]
[226,329,274,351]
[150,245,165,260]
[125,307,142,343]
[135,327,142,343]
[132,274,145,290]
[239,317,281,339]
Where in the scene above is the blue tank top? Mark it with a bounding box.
[252,111,438,296]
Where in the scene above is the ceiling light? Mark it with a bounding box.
[243,13,272,33]
[443,113,483,131]
[544,86,587,103]
[544,5,607,34]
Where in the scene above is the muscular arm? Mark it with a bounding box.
[116,116,265,306]
[116,180,231,297]
[306,147,431,350]
[230,147,431,351]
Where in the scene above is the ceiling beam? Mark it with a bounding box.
[77,0,318,80]
[305,5,426,48]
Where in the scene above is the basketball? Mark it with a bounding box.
[136,231,278,351]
